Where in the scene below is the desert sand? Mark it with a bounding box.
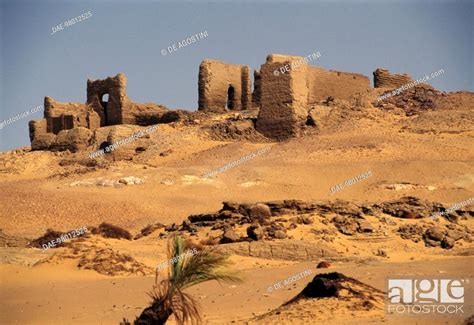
[1,90,474,325]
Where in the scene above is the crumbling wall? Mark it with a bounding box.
[87,73,130,126]
[256,55,309,140]
[373,68,413,88]
[307,67,370,104]
[28,119,47,142]
[198,60,251,113]
[44,96,89,134]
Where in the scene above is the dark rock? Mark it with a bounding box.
[188,213,220,223]
[288,223,298,230]
[357,219,374,232]
[181,221,199,233]
[247,225,264,241]
[446,230,464,241]
[378,196,435,219]
[424,238,441,247]
[317,261,331,268]
[398,224,425,242]
[273,230,287,239]
[424,227,445,242]
[441,237,455,249]
[248,204,272,222]
[301,272,345,298]
[134,223,164,240]
[220,229,241,244]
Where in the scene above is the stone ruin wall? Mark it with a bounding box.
[198,60,251,113]
[256,54,371,139]
[256,55,309,140]
[307,67,370,104]
[373,68,414,88]
[86,73,131,125]
[28,73,166,153]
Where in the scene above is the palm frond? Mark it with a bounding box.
[139,236,242,325]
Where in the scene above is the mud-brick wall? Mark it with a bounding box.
[373,68,413,88]
[198,60,251,113]
[44,96,88,134]
[87,73,130,126]
[307,67,370,104]
[256,55,309,140]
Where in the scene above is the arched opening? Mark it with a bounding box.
[226,85,235,110]
[100,93,109,125]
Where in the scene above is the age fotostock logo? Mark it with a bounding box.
[387,278,469,315]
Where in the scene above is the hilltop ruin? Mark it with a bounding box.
[28,53,449,155]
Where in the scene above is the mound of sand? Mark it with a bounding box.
[251,272,385,324]
[35,240,153,276]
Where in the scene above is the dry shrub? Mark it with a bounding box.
[28,229,66,248]
[91,223,132,240]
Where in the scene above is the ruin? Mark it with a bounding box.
[255,54,370,139]
[28,53,423,152]
[373,68,414,88]
[198,60,252,112]
[28,73,166,153]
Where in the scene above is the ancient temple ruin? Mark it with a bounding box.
[28,53,419,152]
[198,60,251,112]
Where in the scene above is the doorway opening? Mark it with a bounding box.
[226,85,235,110]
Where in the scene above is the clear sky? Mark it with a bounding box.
[0,0,472,151]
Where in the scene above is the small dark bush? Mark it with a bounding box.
[92,223,132,240]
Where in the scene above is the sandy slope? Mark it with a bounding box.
[0,105,473,324]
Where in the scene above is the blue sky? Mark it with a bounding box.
[0,0,472,151]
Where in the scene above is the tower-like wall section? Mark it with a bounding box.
[86,73,130,126]
[198,60,251,113]
[256,55,309,140]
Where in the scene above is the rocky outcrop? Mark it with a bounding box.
[375,86,445,116]
[216,240,338,261]
[51,127,93,152]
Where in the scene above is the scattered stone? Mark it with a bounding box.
[248,204,272,223]
[273,230,287,239]
[377,196,439,219]
[118,176,144,185]
[317,261,331,268]
[247,225,265,241]
[220,229,241,244]
[134,223,165,240]
[424,226,445,242]
[375,248,387,258]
